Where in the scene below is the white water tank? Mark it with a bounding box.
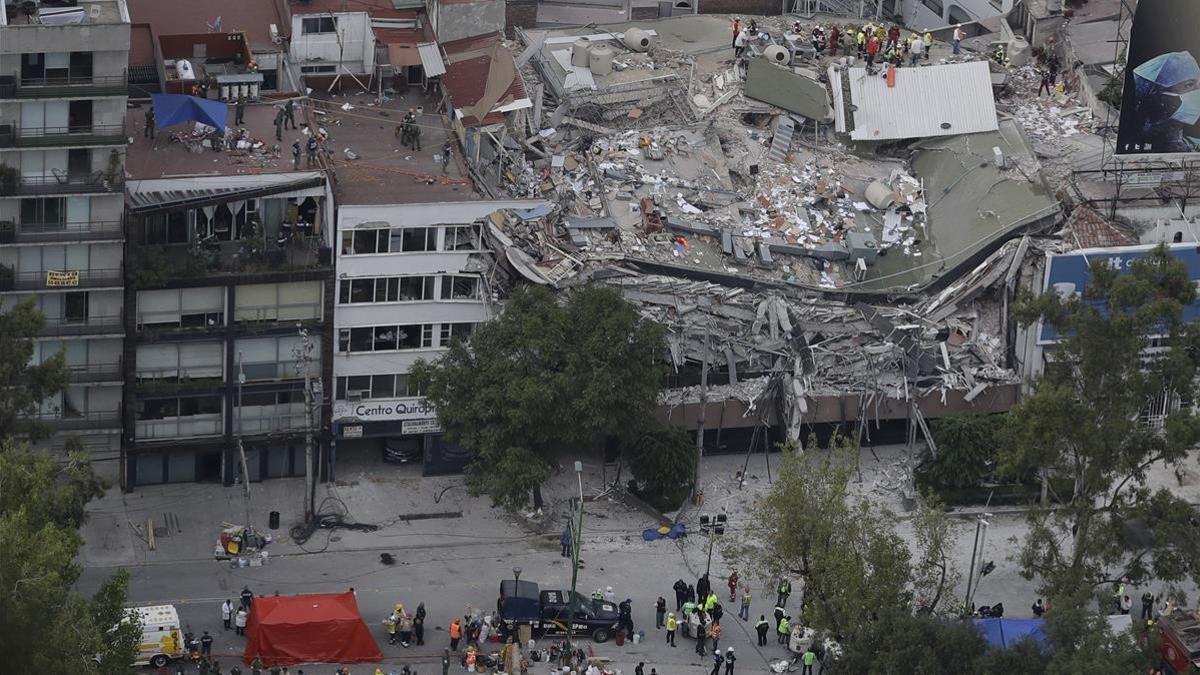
[1007,36,1030,67]
[623,27,654,52]
[589,45,614,76]
[763,45,790,64]
[571,38,591,67]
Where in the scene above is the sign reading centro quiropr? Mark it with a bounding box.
[332,397,437,423]
[1115,0,1200,155]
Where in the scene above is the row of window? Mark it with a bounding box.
[337,322,475,353]
[337,274,481,304]
[340,224,480,255]
[335,374,424,400]
[136,391,305,420]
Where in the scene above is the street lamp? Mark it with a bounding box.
[513,566,522,584]
[963,513,992,614]
[564,461,584,667]
[699,511,727,579]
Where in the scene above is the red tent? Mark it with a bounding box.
[243,592,382,666]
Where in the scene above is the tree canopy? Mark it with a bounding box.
[0,442,139,673]
[411,284,670,509]
[1002,243,1200,599]
[0,298,69,441]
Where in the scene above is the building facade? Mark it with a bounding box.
[0,0,132,481]
[122,168,334,487]
[331,200,545,476]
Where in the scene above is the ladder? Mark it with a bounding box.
[767,116,796,164]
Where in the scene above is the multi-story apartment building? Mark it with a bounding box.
[0,0,132,481]
[331,200,546,476]
[121,101,334,488]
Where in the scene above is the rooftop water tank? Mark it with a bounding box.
[571,38,591,68]
[763,45,790,64]
[589,44,614,76]
[623,27,654,52]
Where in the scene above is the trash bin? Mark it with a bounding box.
[268,510,280,529]
[615,629,625,646]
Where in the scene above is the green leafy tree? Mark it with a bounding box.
[0,298,69,441]
[1002,244,1200,599]
[729,436,957,642]
[625,423,696,508]
[412,285,666,510]
[828,611,987,675]
[0,443,139,673]
[918,414,1010,491]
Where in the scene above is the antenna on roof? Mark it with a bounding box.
[207,16,223,33]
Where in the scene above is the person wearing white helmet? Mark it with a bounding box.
[724,647,736,675]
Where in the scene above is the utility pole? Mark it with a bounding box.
[693,327,710,502]
[236,351,251,526]
[293,325,317,522]
[564,461,585,667]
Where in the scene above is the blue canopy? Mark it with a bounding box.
[974,618,1049,650]
[152,93,228,132]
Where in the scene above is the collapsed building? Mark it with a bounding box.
[471,12,1075,451]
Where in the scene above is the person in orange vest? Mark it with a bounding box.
[730,17,741,49]
[709,621,722,652]
[449,617,462,652]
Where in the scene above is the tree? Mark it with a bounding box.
[411,285,666,510]
[729,436,958,643]
[828,611,988,675]
[0,442,139,673]
[917,414,1010,492]
[0,298,69,441]
[1002,244,1200,599]
[625,423,696,508]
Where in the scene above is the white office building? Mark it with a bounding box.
[331,199,547,475]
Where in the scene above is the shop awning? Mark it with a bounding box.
[418,42,446,78]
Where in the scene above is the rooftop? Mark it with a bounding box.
[290,0,418,19]
[306,93,479,206]
[126,101,323,179]
[2,0,130,27]
[126,0,287,53]
[442,33,529,127]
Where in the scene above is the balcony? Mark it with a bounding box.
[0,267,123,292]
[68,362,124,384]
[36,313,124,337]
[135,415,223,440]
[0,74,128,99]
[0,172,123,197]
[0,220,123,244]
[31,411,122,432]
[136,239,330,288]
[0,124,127,149]
[238,412,309,435]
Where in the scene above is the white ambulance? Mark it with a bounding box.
[126,604,185,668]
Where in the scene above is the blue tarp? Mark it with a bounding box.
[641,522,687,541]
[974,618,1049,649]
[1038,242,1200,344]
[152,93,228,131]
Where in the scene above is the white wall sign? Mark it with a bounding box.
[333,397,437,422]
[401,418,443,435]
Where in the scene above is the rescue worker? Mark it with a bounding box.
[200,631,213,656]
[709,621,722,652]
[777,615,790,644]
[144,105,155,139]
[673,579,688,611]
[724,647,736,675]
[923,31,933,59]
[695,614,709,656]
[222,599,234,630]
[801,648,817,675]
[739,587,751,621]
[727,571,739,602]
[384,612,398,645]
[414,602,426,646]
[234,96,246,125]
[709,650,724,675]
[449,617,462,651]
[665,612,677,646]
[273,109,284,142]
[655,596,667,628]
[776,579,791,608]
[284,99,297,130]
[292,141,301,171]
[755,615,770,646]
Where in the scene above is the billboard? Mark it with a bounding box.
[1115,0,1200,155]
